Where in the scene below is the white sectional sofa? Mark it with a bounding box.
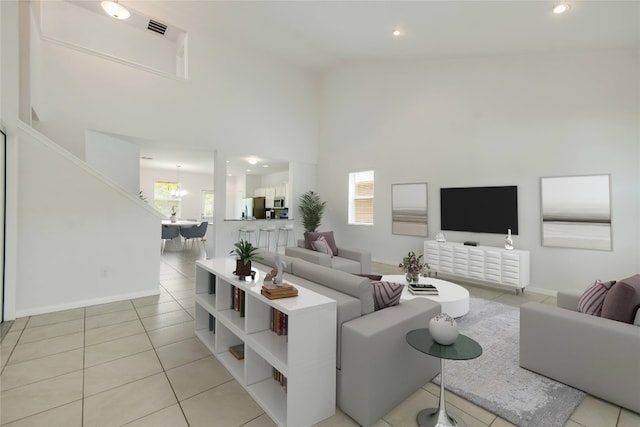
[285,239,372,274]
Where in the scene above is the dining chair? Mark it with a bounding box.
[180,221,208,250]
[161,224,180,254]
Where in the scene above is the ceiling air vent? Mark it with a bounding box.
[147,19,167,36]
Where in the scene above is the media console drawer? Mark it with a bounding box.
[424,241,530,291]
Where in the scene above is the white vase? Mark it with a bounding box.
[504,229,514,250]
[429,313,459,345]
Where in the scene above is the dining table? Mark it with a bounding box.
[162,219,200,227]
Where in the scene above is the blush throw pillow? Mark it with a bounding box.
[304,231,338,256]
[577,280,616,316]
[311,236,333,257]
[371,281,404,311]
[601,274,640,323]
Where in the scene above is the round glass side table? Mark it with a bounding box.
[406,329,483,427]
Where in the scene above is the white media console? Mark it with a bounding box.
[194,258,337,426]
[424,240,530,292]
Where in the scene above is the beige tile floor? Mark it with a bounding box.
[1,250,638,427]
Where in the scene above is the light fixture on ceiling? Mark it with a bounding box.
[552,3,571,14]
[101,0,130,20]
[392,29,401,37]
[170,165,188,197]
[247,157,259,165]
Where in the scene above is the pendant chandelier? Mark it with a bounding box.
[170,165,188,197]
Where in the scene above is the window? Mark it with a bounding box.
[349,170,374,225]
[154,181,181,217]
[201,190,214,220]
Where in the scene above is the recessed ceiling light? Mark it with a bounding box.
[247,157,258,165]
[392,29,401,37]
[263,164,270,168]
[552,3,571,14]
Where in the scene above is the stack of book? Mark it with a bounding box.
[261,283,298,299]
[408,283,439,295]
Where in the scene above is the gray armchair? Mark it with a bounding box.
[520,291,640,413]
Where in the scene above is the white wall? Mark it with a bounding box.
[39,0,182,76]
[28,1,321,270]
[16,124,162,317]
[86,130,140,195]
[319,50,639,294]
[261,171,289,188]
[30,2,321,163]
[2,0,23,320]
[140,166,213,221]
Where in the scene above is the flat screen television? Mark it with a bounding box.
[440,186,518,235]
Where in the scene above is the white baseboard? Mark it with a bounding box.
[14,288,161,318]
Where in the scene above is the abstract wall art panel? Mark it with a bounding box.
[392,183,428,237]
[540,175,612,251]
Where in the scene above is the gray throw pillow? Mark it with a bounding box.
[601,274,640,323]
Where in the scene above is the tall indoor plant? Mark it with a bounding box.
[299,191,327,232]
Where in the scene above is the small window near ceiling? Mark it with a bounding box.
[348,170,374,225]
[154,180,180,217]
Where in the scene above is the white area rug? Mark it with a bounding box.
[433,297,586,427]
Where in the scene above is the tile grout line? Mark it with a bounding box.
[0,317,30,377]
[142,262,192,426]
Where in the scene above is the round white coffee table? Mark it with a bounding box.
[382,275,470,318]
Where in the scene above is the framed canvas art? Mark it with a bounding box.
[540,174,612,250]
[392,183,428,237]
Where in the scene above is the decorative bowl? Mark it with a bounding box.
[429,313,459,345]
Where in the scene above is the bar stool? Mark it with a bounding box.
[276,224,295,253]
[238,226,257,245]
[258,225,276,251]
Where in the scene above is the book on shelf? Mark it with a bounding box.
[272,367,288,392]
[229,344,245,360]
[231,287,246,317]
[208,314,215,332]
[208,275,216,294]
[270,308,288,336]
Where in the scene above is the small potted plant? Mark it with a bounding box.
[170,206,177,223]
[229,240,263,278]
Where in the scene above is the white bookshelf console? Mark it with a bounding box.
[194,258,337,427]
[424,241,530,293]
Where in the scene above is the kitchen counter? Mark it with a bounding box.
[224,218,295,221]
